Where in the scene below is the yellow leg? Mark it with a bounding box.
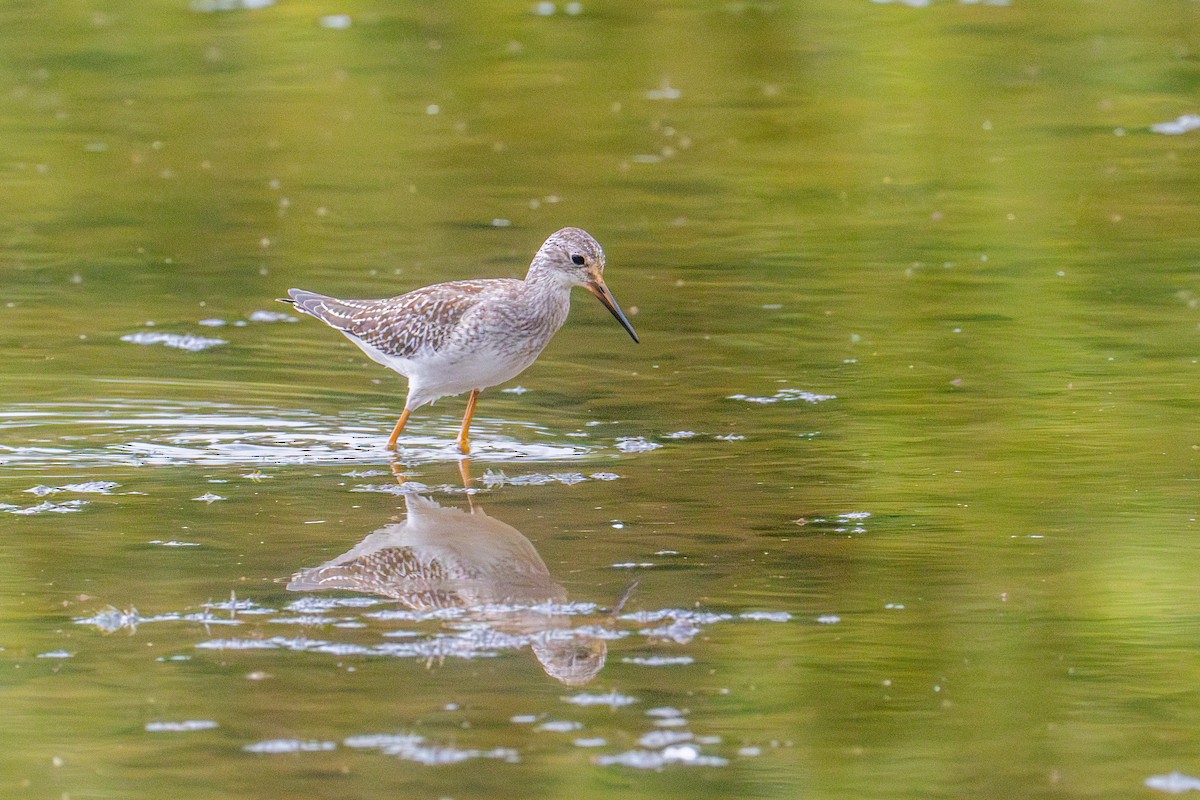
[386,407,412,450]
[457,389,480,454]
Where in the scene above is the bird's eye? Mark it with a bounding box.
[571,254,586,266]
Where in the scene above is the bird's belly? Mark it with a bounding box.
[403,347,543,407]
[343,329,547,407]
[432,347,539,395]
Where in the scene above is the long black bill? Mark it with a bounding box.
[586,280,640,343]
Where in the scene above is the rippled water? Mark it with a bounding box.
[4,1,1200,798]
[0,398,598,468]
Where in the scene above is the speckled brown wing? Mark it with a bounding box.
[287,547,460,609]
[286,280,501,358]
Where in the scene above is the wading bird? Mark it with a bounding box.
[282,227,638,453]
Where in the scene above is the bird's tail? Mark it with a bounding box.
[279,289,366,332]
[278,288,327,313]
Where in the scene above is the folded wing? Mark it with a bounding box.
[284,281,496,358]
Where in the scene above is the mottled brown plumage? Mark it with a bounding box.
[288,281,495,360]
[281,227,638,453]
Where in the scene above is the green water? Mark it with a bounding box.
[3,1,1200,797]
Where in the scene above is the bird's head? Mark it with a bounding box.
[533,227,639,343]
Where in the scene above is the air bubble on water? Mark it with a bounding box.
[728,388,835,405]
[6,500,88,515]
[739,611,791,622]
[645,80,682,100]
[638,730,693,748]
[615,437,662,453]
[27,481,118,496]
[537,720,583,733]
[248,310,297,323]
[120,332,226,352]
[146,720,218,732]
[596,745,728,769]
[1150,114,1200,135]
[190,0,274,10]
[564,691,638,708]
[319,14,351,28]
[243,739,336,754]
[622,655,694,666]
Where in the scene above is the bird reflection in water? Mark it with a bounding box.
[287,491,611,686]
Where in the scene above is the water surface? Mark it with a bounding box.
[3,1,1200,798]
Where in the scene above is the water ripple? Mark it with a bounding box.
[0,400,601,468]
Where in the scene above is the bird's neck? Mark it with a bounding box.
[519,266,574,333]
[523,264,575,297]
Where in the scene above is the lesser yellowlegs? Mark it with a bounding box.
[281,227,639,453]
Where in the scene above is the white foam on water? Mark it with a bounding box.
[120,332,227,352]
